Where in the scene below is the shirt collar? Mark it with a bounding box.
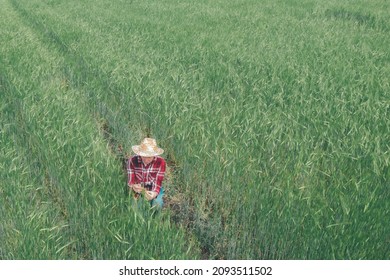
[137,155,156,166]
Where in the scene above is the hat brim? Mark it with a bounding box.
[132,145,164,157]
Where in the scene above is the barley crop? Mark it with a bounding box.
[1,0,389,259]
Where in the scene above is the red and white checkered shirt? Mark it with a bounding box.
[127,155,166,194]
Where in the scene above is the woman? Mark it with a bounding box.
[127,138,166,208]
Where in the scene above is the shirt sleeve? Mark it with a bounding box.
[153,158,166,194]
[127,157,136,186]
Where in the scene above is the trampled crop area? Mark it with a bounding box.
[1,0,389,259]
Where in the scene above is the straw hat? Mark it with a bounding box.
[132,138,164,157]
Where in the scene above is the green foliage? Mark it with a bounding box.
[1,0,389,259]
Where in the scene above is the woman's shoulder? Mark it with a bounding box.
[155,156,166,164]
[130,155,141,162]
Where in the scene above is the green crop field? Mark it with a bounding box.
[1,0,389,260]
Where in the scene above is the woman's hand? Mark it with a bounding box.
[145,191,158,201]
[130,184,143,193]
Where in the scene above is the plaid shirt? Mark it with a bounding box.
[127,155,166,194]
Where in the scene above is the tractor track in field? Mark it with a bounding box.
[0,69,69,222]
[9,0,131,135]
[9,0,133,189]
